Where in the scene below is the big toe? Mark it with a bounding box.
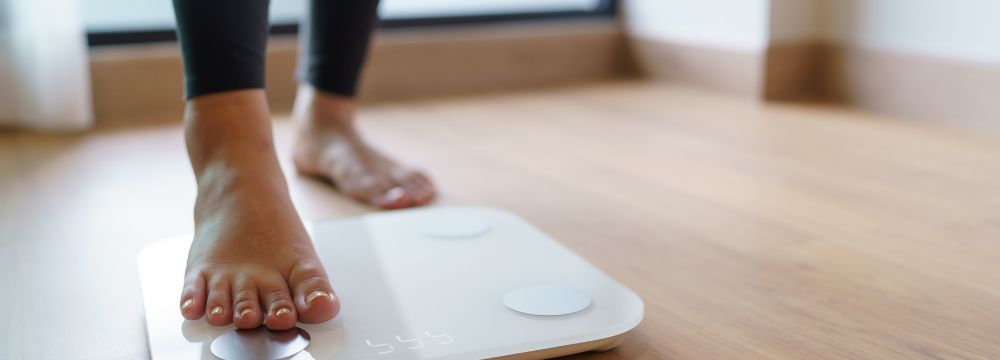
[372,186,417,210]
[290,260,341,324]
[396,170,435,205]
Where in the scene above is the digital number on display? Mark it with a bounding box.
[366,331,454,355]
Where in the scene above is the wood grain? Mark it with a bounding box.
[2,82,999,359]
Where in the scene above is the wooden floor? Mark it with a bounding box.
[2,82,1000,359]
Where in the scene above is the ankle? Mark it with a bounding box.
[184,89,280,176]
[293,84,358,132]
[186,89,268,113]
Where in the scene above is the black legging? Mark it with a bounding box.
[172,0,379,99]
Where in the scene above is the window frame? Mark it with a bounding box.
[86,0,618,47]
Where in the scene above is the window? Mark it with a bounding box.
[83,0,616,46]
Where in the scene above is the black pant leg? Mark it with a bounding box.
[298,0,381,97]
[173,0,271,99]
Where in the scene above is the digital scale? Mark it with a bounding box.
[138,207,644,359]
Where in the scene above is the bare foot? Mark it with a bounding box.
[178,90,339,330]
[292,85,435,209]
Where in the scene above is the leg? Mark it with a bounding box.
[172,0,339,330]
[292,0,436,209]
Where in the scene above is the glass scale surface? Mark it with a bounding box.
[138,207,644,359]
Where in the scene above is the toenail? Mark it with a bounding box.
[275,307,292,317]
[306,290,334,304]
[181,299,193,311]
[210,306,223,317]
[381,187,406,202]
[238,308,252,319]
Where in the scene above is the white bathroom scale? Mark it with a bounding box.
[138,206,644,359]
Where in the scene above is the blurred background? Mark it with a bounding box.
[2,0,1000,359]
[81,0,605,31]
[1,0,998,132]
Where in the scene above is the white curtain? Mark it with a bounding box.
[0,0,93,131]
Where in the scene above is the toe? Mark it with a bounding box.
[398,171,434,205]
[372,186,416,209]
[289,259,340,324]
[231,276,263,329]
[417,174,436,196]
[415,172,435,194]
[205,275,233,326]
[259,275,298,330]
[342,175,408,209]
[179,272,207,320]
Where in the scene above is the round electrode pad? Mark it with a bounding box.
[419,213,491,238]
[210,327,311,360]
[503,286,592,316]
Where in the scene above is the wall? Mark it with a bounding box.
[820,0,1000,133]
[0,1,19,122]
[0,19,14,122]
[623,0,770,96]
[625,0,769,50]
[0,0,93,130]
[761,0,1000,133]
[621,0,1000,132]
[767,0,823,44]
[823,0,1000,64]
[763,0,825,99]
[767,0,1000,64]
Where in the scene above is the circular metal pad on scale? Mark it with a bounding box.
[503,286,592,316]
[210,327,311,360]
[419,213,491,239]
